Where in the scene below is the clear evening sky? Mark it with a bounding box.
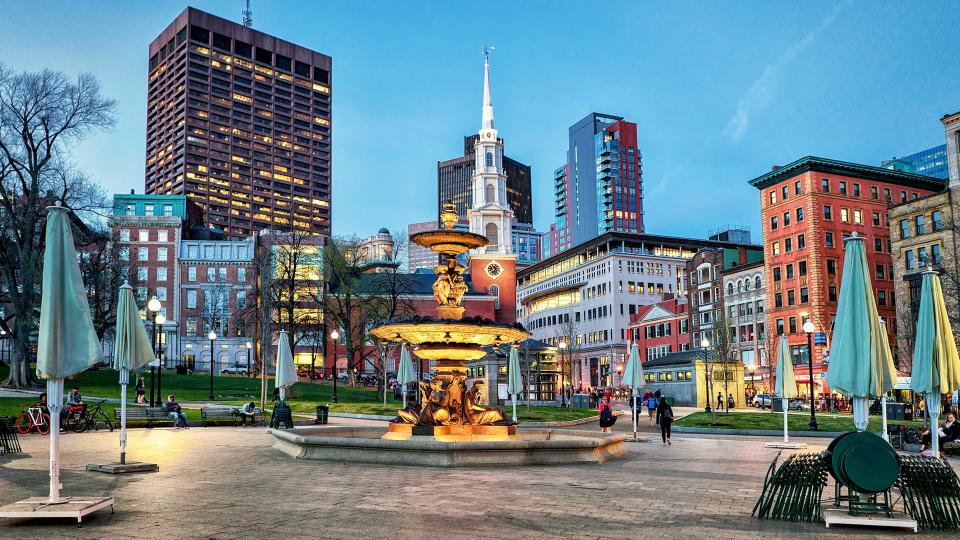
[1,1,956,242]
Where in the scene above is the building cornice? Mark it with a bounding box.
[748,155,947,192]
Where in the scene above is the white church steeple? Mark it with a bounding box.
[468,46,513,255]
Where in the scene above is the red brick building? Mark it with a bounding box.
[627,298,690,363]
[749,156,945,393]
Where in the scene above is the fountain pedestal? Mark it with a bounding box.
[383,423,517,442]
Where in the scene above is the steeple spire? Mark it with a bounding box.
[481,46,495,131]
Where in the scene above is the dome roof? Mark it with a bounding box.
[378,227,390,234]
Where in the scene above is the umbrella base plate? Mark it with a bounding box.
[85,461,159,474]
[765,442,808,449]
[823,506,917,532]
[0,496,114,526]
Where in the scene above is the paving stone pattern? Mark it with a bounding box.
[1,417,957,539]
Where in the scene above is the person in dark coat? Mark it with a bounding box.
[922,413,960,452]
[657,398,675,445]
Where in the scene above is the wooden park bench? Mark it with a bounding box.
[113,407,172,428]
[200,406,263,427]
[0,416,22,454]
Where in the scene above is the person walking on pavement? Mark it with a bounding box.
[717,392,724,411]
[727,393,735,411]
[598,390,616,433]
[645,393,658,426]
[658,397,675,445]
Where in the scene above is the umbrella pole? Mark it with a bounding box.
[279,386,285,404]
[928,394,941,457]
[512,393,517,424]
[852,396,869,432]
[47,378,64,503]
[632,385,637,440]
[120,368,129,465]
[881,395,889,443]
[782,397,789,444]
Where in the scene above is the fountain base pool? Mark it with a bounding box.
[269,426,626,467]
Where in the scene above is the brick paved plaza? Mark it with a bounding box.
[2,419,958,539]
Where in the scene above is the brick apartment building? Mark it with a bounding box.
[749,156,946,392]
[627,298,690,364]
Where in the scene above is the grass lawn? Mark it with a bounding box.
[0,397,201,427]
[1,365,597,423]
[675,411,925,433]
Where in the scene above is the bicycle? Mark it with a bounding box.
[16,406,51,435]
[65,400,115,433]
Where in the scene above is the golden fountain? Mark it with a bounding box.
[370,201,530,442]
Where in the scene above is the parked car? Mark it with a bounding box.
[753,393,773,408]
[788,399,809,411]
[220,366,248,375]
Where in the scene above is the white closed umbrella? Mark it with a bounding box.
[111,283,155,466]
[397,344,416,408]
[622,342,644,440]
[275,330,298,402]
[507,345,523,423]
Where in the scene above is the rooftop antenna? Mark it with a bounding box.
[242,0,253,28]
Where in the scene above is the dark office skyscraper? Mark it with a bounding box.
[145,7,332,239]
[437,135,532,225]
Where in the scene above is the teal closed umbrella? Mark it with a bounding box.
[112,283,155,465]
[507,345,523,423]
[397,344,416,408]
[274,330,298,402]
[622,342,643,439]
[911,270,960,456]
[36,205,103,502]
[773,335,799,445]
[824,233,886,431]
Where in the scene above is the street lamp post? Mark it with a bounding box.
[155,313,166,404]
[748,365,757,397]
[329,329,340,403]
[147,297,161,406]
[246,341,253,376]
[558,340,567,407]
[803,319,818,431]
[701,337,711,413]
[208,331,217,401]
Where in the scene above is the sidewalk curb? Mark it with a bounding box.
[672,426,846,438]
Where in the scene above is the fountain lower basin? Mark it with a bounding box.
[269,426,627,467]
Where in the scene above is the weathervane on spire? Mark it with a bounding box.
[482,45,495,62]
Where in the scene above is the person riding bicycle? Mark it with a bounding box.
[63,386,86,419]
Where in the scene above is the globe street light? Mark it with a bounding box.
[246,341,253,376]
[208,331,217,401]
[329,329,340,403]
[701,337,711,412]
[558,340,568,407]
[802,318,818,431]
[147,297,161,406]
[155,313,166,405]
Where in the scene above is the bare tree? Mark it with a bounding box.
[708,310,738,419]
[78,226,136,342]
[0,66,116,387]
[556,316,581,398]
[323,235,373,387]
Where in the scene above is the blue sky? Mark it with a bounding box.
[1,1,957,242]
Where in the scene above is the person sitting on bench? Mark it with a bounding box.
[921,413,960,451]
[162,395,189,429]
[235,402,257,426]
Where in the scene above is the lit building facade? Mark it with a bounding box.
[627,298,690,364]
[517,232,752,390]
[551,113,645,253]
[721,260,768,393]
[406,220,439,272]
[146,7,332,239]
[749,156,945,389]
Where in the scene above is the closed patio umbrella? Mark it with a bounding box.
[877,318,898,442]
[824,233,890,431]
[622,342,644,440]
[773,335,799,445]
[275,330,298,402]
[35,205,103,501]
[507,345,523,423]
[111,283,156,466]
[910,269,960,456]
[397,344,416,408]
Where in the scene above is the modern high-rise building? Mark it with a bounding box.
[552,113,645,253]
[438,135,533,225]
[406,220,439,272]
[145,7,332,239]
[882,144,949,180]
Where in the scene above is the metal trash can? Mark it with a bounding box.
[316,405,329,425]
